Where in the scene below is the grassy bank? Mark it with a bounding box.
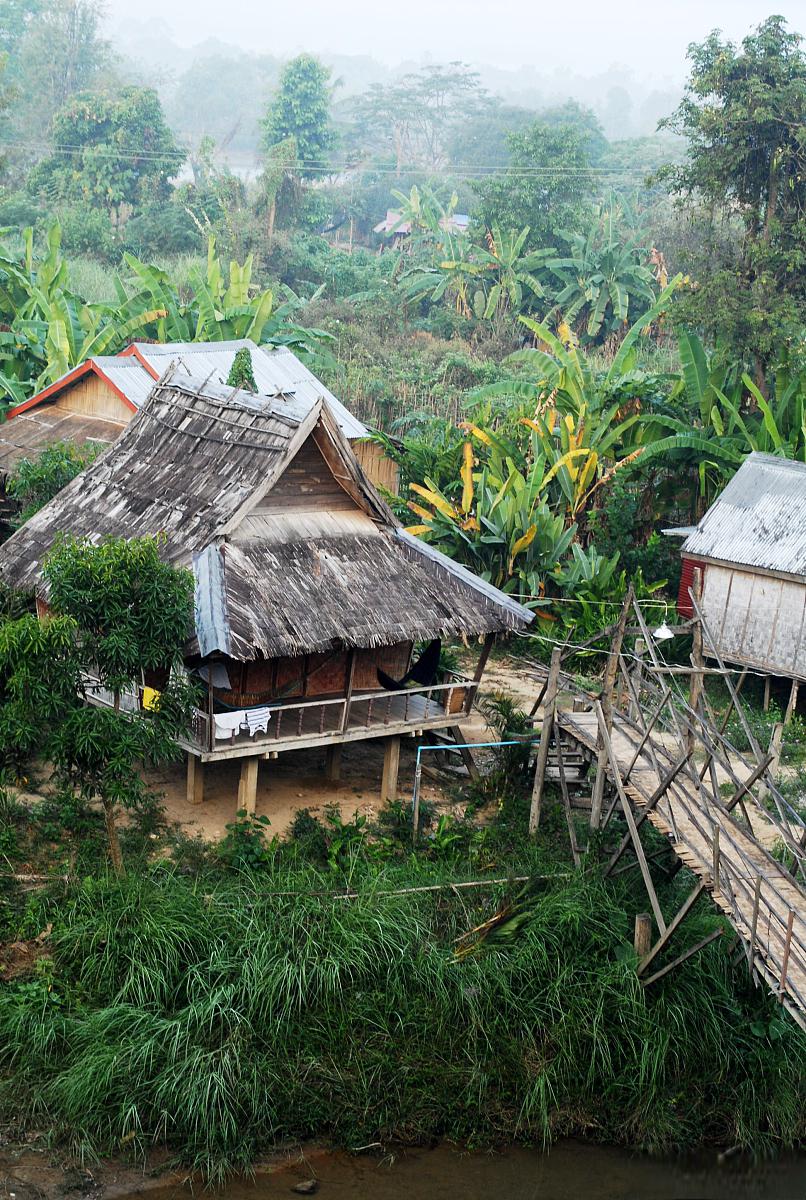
[0,803,803,1181]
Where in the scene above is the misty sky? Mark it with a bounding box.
[105,0,806,79]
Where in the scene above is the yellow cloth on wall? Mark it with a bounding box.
[142,686,160,711]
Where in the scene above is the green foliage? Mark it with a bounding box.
[543,199,658,343]
[28,87,183,214]
[226,346,257,393]
[7,440,101,524]
[659,16,806,370]
[474,119,594,252]
[36,535,197,873]
[219,811,276,870]
[43,535,193,694]
[0,613,80,775]
[0,863,801,1179]
[0,223,331,405]
[262,54,335,175]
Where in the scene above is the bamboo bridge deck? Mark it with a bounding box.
[558,708,806,1028]
[527,586,806,1030]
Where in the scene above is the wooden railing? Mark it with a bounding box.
[197,677,479,753]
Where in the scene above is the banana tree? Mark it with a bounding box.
[543,201,657,343]
[405,442,576,599]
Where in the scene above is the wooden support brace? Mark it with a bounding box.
[381,735,401,804]
[638,880,706,975]
[528,647,561,836]
[186,753,204,806]
[779,909,795,1001]
[595,702,666,935]
[449,725,479,780]
[237,756,259,817]
[641,928,723,988]
[747,875,762,977]
[604,752,690,877]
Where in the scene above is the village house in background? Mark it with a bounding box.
[670,452,806,721]
[374,209,470,250]
[0,339,399,495]
[0,368,531,815]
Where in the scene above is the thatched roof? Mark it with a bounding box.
[0,370,532,659]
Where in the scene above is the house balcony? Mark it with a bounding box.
[82,672,479,763]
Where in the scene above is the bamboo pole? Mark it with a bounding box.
[556,735,582,869]
[528,647,561,835]
[595,702,666,934]
[642,928,723,988]
[590,586,634,829]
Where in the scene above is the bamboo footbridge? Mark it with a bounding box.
[527,587,806,1030]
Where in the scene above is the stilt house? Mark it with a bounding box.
[675,452,806,717]
[0,370,532,812]
[0,339,398,494]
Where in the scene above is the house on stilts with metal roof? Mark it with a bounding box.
[0,367,532,814]
[667,452,806,721]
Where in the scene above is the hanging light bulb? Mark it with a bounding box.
[653,620,674,641]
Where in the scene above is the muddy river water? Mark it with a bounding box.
[138,1142,806,1200]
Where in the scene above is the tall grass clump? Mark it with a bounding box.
[0,856,803,1181]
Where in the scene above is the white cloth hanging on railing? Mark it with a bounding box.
[214,707,272,740]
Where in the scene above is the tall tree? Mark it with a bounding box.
[474,119,594,251]
[11,0,112,143]
[262,53,335,176]
[42,536,196,876]
[659,16,806,384]
[28,86,184,215]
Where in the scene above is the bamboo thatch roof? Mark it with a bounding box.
[0,370,532,660]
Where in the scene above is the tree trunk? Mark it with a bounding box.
[103,797,125,877]
[267,198,277,247]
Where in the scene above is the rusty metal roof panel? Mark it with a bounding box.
[682,453,806,578]
[129,339,367,439]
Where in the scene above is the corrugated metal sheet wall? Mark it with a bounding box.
[678,556,705,617]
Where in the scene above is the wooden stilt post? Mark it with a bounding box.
[381,735,401,804]
[325,743,342,783]
[237,756,259,816]
[634,913,652,959]
[763,676,771,713]
[784,679,799,726]
[186,753,204,805]
[687,569,704,757]
[590,585,634,830]
[528,647,561,835]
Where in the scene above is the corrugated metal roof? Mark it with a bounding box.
[90,356,157,408]
[130,340,367,439]
[682,453,806,578]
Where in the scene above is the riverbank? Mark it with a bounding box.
[0,845,803,1182]
[2,1138,805,1200]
